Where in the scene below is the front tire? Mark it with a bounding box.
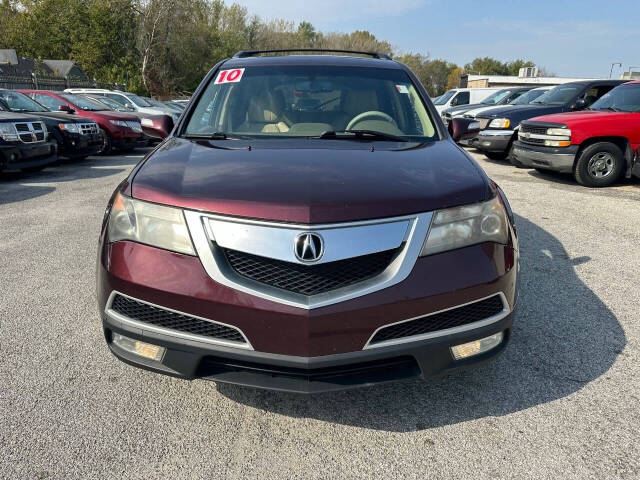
[574,142,624,187]
[99,129,112,155]
[485,151,509,161]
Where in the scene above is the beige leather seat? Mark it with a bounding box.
[332,90,380,129]
[237,92,289,133]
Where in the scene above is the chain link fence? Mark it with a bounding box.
[0,73,125,91]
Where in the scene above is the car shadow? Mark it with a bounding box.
[216,214,626,432]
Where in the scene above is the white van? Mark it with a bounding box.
[432,88,502,114]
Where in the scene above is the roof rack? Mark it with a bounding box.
[233,49,392,60]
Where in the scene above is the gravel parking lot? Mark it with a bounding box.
[1,148,639,479]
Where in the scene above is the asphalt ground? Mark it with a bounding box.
[1,148,639,479]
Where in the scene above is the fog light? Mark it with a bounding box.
[451,332,503,360]
[112,333,165,361]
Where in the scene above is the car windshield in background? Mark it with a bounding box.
[183,65,437,140]
[60,94,107,111]
[510,89,547,105]
[590,84,640,112]
[481,90,512,105]
[0,90,49,112]
[128,94,152,107]
[432,90,455,105]
[87,95,121,110]
[531,86,581,105]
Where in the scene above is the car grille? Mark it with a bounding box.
[478,118,491,130]
[110,294,247,344]
[368,295,506,345]
[14,121,45,143]
[222,247,401,296]
[79,123,98,135]
[520,124,548,135]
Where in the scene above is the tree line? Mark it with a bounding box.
[0,0,543,97]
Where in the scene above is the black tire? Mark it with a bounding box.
[574,142,624,188]
[99,129,112,155]
[485,151,509,161]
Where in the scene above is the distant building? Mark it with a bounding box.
[460,68,597,88]
[0,49,89,81]
[620,70,640,81]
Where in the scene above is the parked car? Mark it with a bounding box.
[433,87,503,114]
[461,87,553,120]
[472,80,626,160]
[20,90,147,155]
[97,50,518,393]
[65,88,176,120]
[441,87,534,125]
[0,110,57,173]
[166,101,185,111]
[82,94,173,142]
[0,89,101,160]
[143,97,181,121]
[512,80,640,187]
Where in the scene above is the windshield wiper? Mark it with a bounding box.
[317,129,407,142]
[183,132,238,140]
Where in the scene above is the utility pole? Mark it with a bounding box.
[609,62,622,78]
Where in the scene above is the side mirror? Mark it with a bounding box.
[59,105,75,113]
[450,117,480,142]
[450,97,459,107]
[572,98,586,110]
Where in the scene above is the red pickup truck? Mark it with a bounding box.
[511,81,640,187]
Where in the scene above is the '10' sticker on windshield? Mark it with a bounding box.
[215,68,245,84]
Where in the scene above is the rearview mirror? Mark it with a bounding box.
[58,105,74,113]
[449,117,480,142]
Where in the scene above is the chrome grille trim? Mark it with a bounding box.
[363,292,511,349]
[79,123,99,135]
[13,121,46,144]
[105,290,254,350]
[184,211,434,310]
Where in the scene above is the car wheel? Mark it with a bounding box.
[574,142,624,188]
[99,129,112,155]
[485,151,509,161]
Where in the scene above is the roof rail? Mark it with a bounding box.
[233,49,392,60]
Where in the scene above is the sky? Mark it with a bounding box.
[232,0,640,78]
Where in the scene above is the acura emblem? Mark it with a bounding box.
[294,233,323,263]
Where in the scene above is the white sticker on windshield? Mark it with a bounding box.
[396,84,409,94]
[215,68,245,84]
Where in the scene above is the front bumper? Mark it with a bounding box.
[60,133,102,159]
[111,135,148,150]
[511,141,578,173]
[0,140,57,171]
[98,237,518,393]
[471,129,515,153]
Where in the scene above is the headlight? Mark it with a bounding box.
[488,118,510,129]
[58,123,81,133]
[544,140,571,147]
[0,123,19,141]
[420,196,509,257]
[107,193,195,255]
[110,120,128,128]
[141,118,153,127]
[546,127,571,137]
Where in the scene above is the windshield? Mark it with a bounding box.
[60,94,107,111]
[0,90,49,112]
[433,90,455,105]
[127,94,152,107]
[481,90,512,105]
[510,89,548,105]
[590,84,640,112]
[88,95,123,111]
[184,65,436,140]
[531,85,581,105]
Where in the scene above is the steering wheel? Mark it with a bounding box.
[346,111,397,130]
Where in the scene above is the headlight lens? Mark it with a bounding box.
[420,196,509,257]
[0,122,19,141]
[141,118,153,127]
[488,118,510,129]
[547,127,571,137]
[110,120,128,128]
[58,123,81,133]
[107,193,195,255]
[544,139,571,147]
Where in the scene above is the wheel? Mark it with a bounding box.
[485,151,509,161]
[574,142,624,187]
[99,129,112,155]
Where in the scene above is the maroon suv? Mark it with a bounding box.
[97,50,519,393]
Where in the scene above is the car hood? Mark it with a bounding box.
[0,111,46,122]
[527,109,638,126]
[477,104,568,128]
[92,110,141,122]
[131,138,490,224]
[13,111,90,123]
